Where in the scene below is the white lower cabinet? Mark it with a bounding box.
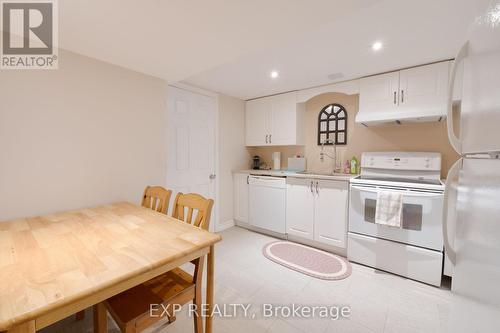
[313,180,348,248]
[286,178,314,239]
[286,177,348,249]
[233,173,249,223]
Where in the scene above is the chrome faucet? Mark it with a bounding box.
[320,138,338,174]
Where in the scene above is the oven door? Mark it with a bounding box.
[349,183,444,251]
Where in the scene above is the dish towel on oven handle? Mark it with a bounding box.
[375,191,403,228]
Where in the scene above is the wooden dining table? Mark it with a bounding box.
[0,202,221,333]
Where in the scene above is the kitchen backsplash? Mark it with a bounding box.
[247,92,460,178]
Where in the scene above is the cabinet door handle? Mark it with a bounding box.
[393,91,397,104]
[310,181,314,194]
[269,134,272,143]
[247,175,249,185]
[401,89,404,103]
[265,134,268,144]
[315,181,319,194]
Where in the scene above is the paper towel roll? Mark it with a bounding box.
[272,152,281,170]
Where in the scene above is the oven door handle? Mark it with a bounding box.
[350,185,443,197]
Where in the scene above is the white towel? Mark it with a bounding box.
[375,191,403,228]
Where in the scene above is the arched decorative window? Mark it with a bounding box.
[317,103,347,145]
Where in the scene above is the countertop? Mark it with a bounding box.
[233,169,357,181]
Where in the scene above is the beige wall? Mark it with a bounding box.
[218,94,249,226]
[249,92,459,178]
[0,50,168,220]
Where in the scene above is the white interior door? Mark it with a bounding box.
[166,86,217,229]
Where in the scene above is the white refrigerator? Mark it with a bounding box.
[443,0,500,327]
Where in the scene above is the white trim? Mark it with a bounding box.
[213,93,220,233]
[217,219,235,232]
[296,79,360,103]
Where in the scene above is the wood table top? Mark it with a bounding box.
[0,202,221,331]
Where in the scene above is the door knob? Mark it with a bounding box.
[209,174,216,180]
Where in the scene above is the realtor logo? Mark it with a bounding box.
[1,0,58,69]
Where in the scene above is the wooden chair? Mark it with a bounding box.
[76,186,173,323]
[141,186,172,214]
[103,193,214,333]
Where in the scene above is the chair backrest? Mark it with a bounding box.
[141,186,172,214]
[172,193,214,230]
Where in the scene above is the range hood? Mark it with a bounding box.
[355,111,446,126]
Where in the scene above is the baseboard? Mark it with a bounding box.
[216,219,235,232]
[235,221,286,240]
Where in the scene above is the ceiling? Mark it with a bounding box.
[51,0,490,100]
[56,0,378,83]
[184,0,491,100]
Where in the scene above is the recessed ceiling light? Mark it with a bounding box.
[270,70,279,79]
[372,41,383,51]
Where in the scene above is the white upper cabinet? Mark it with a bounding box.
[359,71,400,118]
[245,92,304,146]
[245,97,269,146]
[398,62,450,118]
[357,61,450,125]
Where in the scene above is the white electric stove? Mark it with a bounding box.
[348,152,445,286]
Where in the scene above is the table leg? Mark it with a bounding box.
[7,320,35,333]
[93,303,107,333]
[206,245,215,333]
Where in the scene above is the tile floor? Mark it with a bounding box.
[41,226,453,333]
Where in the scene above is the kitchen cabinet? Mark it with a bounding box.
[286,177,348,248]
[313,179,348,248]
[245,92,305,146]
[357,61,450,125]
[245,97,269,146]
[286,178,314,239]
[233,173,249,223]
[358,71,400,118]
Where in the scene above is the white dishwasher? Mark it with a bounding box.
[248,175,286,236]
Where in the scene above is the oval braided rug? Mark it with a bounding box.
[263,241,352,280]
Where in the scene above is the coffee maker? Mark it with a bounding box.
[252,156,261,170]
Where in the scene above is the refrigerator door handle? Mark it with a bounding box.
[442,158,462,265]
[447,41,468,155]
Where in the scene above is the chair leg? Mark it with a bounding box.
[168,314,177,324]
[93,303,107,333]
[124,322,137,333]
